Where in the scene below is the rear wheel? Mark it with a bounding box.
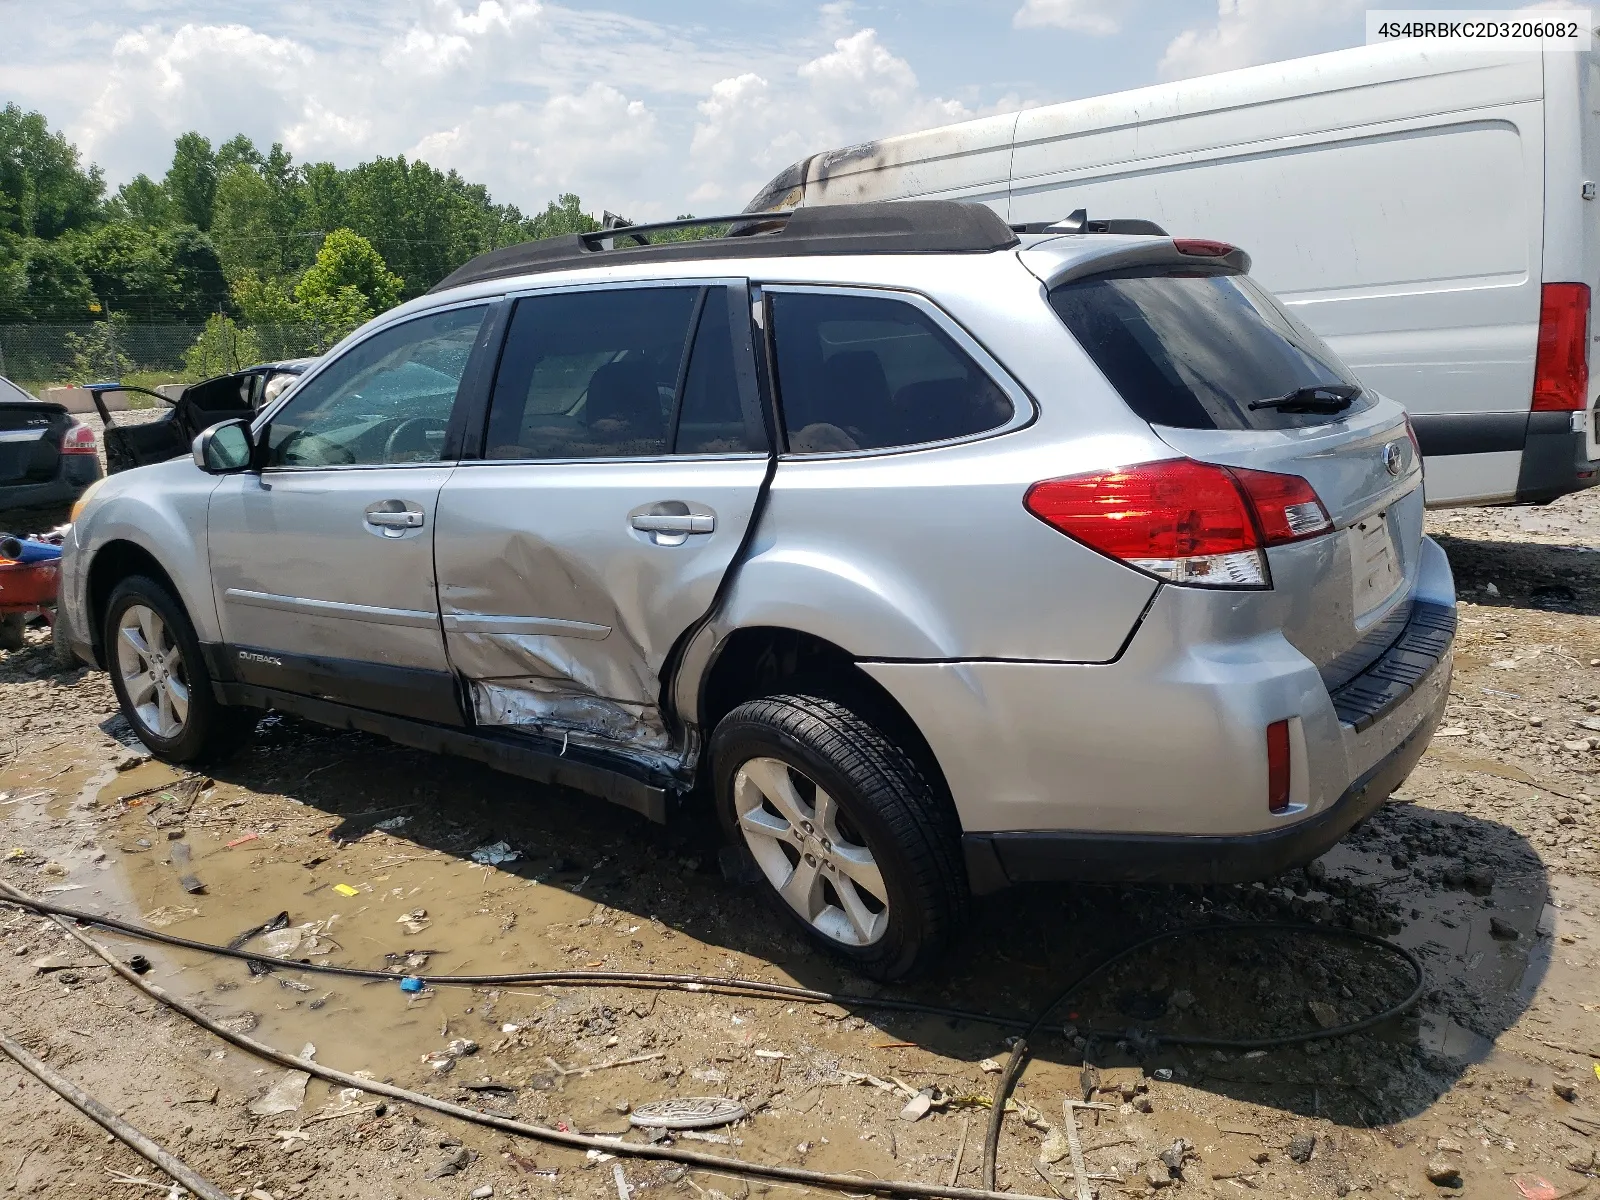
[710,694,967,980]
[104,575,253,762]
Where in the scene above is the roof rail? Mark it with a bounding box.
[430,201,1021,293]
[1010,209,1168,236]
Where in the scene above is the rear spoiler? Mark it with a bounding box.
[1019,236,1253,290]
[1009,209,1169,236]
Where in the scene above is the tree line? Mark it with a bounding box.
[0,103,605,331]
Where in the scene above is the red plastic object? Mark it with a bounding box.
[1512,1176,1559,1200]
[1267,719,1292,813]
[1531,282,1590,411]
[0,559,58,612]
[1173,238,1237,257]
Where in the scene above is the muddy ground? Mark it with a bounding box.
[0,493,1598,1200]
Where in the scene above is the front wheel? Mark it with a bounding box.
[710,694,967,980]
[104,575,253,762]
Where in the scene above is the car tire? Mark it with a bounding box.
[49,612,77,670]
[104,575,254,763]
[710,693,968,980]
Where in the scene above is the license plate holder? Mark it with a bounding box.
[1351,511,1401,616]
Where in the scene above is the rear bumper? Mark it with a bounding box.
[961,650,1448,889]
[1514,411,1597,504]
[0,470,95,516]
[862,537,1456,891]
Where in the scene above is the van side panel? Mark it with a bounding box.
[798,113,1019,214]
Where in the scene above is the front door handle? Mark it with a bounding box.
[630,513,715,534]
[365,501,425,538]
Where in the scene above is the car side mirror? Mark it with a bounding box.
[192,420,256,474]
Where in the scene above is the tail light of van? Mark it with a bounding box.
[1023,459,1331,588]
[1531,282,1590,412]
[61,423,97,455]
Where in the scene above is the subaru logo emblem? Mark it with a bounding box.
[1382,442,1403,477]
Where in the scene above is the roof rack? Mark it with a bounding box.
[1010,209,1168,236]
[430,201,1021,293]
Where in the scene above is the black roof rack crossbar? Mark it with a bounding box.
[429,200,1022,293]
[580,213,788,247]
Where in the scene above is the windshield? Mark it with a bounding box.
[1048,266,1371,430]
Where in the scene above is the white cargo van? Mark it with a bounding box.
[745,42,1600,507]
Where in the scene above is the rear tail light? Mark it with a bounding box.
[1402,412,1423,466]
[1023,459,1331,588]
[1173,238,1237,257]
[1531,282,1590,412]
[61,423,97,455]
[1267,719,1291,813]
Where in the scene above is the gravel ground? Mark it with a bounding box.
[0,488,1597,1200]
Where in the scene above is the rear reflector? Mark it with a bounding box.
[1531,282,1590,412]
[1267,719,1291,813]
[61,423,97,455]
[1173,238,1236,257]
[1023,459,1331,588]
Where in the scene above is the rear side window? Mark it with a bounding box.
[1048,268,1370,430]
[769,291,1013,454]
[484,285,767,460]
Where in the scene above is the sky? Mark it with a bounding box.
[0,0,1577,221]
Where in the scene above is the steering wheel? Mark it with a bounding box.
[277,429,356,467]
[383,416,449,463]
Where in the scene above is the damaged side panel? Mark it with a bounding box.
[433,458,770,773]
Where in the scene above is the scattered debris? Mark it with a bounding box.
[1287,1134,1316,1164]
[628,1097,746,1131]
[470,841,520,865]
[247,1070,310,1117]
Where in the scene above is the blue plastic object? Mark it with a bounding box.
[0,538,62,564]
[399,976,424,994]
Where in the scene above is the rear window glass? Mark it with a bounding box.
[1048,268,1370,430]
[769,291,1013,454]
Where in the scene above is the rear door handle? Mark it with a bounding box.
[630,513,715,534]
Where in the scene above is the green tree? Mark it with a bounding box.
[0,103,104,239]
[112,174,175,227]
[526,193,600,240]
[69,221,228,321]
[210,144,310,281]
[296,228,402,314]
[164,132,218,230]
[183,313,263,379]
[0,239,94,321]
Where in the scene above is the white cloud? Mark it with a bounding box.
[1012,0,1123,35]
[688,28,974,207]
[1159,0,1365,80]
[8,2,1013,220]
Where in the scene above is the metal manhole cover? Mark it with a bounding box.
[628,1097,746,1130]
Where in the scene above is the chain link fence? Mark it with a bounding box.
[0,322,337,390]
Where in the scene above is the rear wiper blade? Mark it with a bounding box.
[1248,384,1362,412]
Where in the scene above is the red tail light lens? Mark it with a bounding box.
[1024,459,1331,588]
[61,423,98,455]
[1229,465,1332,544]
[1173,238,1236,257]
[1267,719,1291,813]
[1531,282,1590,412]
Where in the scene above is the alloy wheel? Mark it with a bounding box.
[733,756,890,946]
[116,603,189,740]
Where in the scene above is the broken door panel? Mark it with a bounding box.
[433,282,770,763]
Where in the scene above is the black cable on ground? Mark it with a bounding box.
[0,1029,231,1200]
[2,878,1052,1200]
[0,892,1425,1048]
[976,921,1428,1187]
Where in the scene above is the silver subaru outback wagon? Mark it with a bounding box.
[57,201,1455,979]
